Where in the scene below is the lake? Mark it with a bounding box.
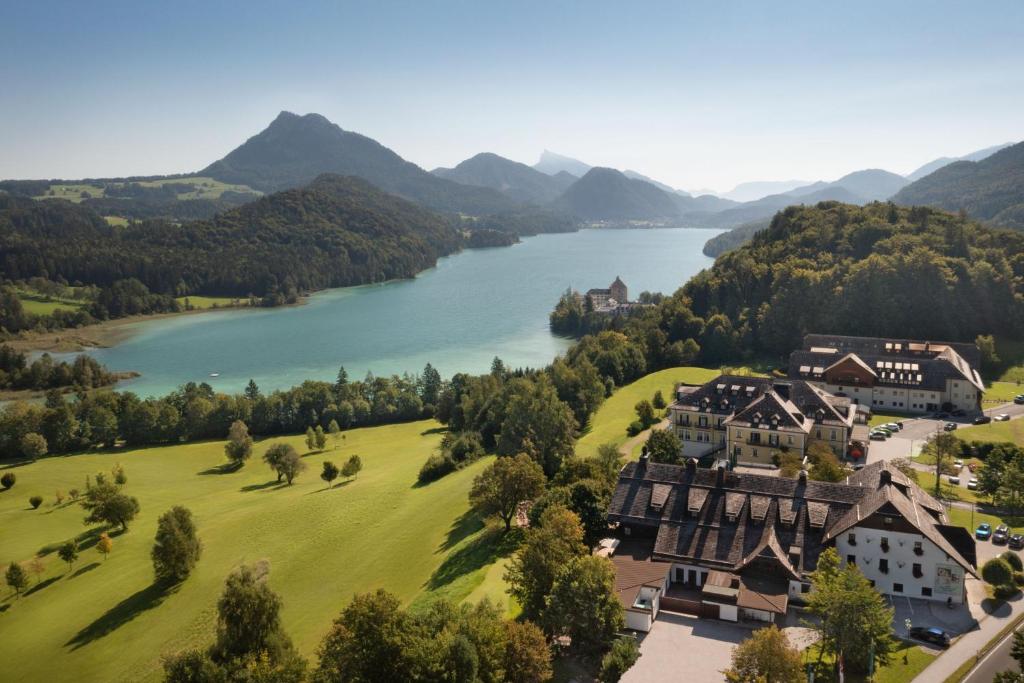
[77,227,722,397]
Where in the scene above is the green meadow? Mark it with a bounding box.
[13,288,87,316]
[33,177,259,203]
[0,421,498,682]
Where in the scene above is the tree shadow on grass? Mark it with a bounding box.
[442,510,485,551]
[198,461,243,476]
[25,576,61,596]
[70,562,101,579]
[306,480,353,495]
[240,479,287,492]
[66,583,177,650]
[421,426,447,436]
[424,524,523,593]
[37,525,119,557]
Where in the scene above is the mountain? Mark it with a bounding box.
[786,169,907,202]
[622,170,689,196]
[893,141,1024,230]
[0,174,464,299]
[721,180,811,202]
[200,111,518,215]
[683,184,869,229]
[551,167,682,221]
[431,152,575,204]
[533,150,591,177]
[906,143,1014,182]
[701,218,771,257]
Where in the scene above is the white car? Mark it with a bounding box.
[995,414,1011,422]
[948,476,961,485]
[968,478,978,490]
[954,459,963,468]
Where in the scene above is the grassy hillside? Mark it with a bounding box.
[33,177,259,203]
[0,420,493,682]
[574,366,720,458]
[956,419,1024,444]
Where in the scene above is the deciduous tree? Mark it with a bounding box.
[97,532,113,561]
[58,540,79,570]
[6,562,28,596]
[600,638,640,683]
[320,461,339,489]
[646,428,682,464]
[505,504,586,619]
[469,454,546,532]
[543,555,624,656]
[341,454,362,480]
[152,506,202,584]
[224,420,254,466]
[724,625,803,683]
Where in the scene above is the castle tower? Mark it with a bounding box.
[609,276,627,304]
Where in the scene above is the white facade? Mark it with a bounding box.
[811,378,979,415]
[835,525,967,605]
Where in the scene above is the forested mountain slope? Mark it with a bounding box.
[201,112,518,216]
[893,141,1024,230]
[432,152,575,204]
[0,174,463,301]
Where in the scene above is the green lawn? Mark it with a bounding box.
[574,366,720,458]
[956,420,1024,445]
[869,412,907,428]
[806,639,936,683]
[176,295,250,310]
[33,177,260,204]
[946,506,1024,535]
[14,289,87,316]
[915,470,985,504]
[103,215,129,227]
[0,420,497,682]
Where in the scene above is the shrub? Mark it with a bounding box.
[20,432,48,460]
[652,390,666,410]
[995,583,1019,600]
[29,495,43,509]
[601,637,640,682]
[1,472,15,489]
[1003,551,1023,572]
[982,557,1014,587]
[418,453,455,483]
[626,420,644,437]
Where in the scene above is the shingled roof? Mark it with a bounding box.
[608,458,976,579]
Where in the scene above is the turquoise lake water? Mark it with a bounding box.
[74,227,721,397]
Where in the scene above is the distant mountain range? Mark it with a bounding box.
[431,152,575,205]
[893,141,1024,230]
[201,112,517,216]
[551,167,683,221]
[720,180,811,203]
[533,150,591,177]
[905,142,1014,181]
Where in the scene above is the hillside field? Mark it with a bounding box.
[32,176,259,203]
[0,421,495,682]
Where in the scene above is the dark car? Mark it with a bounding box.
[909,626,951,647]
[974,415,992,425]
[944,422,958,432]
[1015,395,1024,405]
[994,525,1011,545]
[1009,534,1024,550]
[977,523,992,540]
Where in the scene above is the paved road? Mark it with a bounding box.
[962,621,1023,683]
[915,595,1024,682]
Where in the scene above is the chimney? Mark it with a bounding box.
[638,453,649,476]
[716,461,726,488]
[798,469,808,486]
[685,458,697,476]
[880,468,892,486]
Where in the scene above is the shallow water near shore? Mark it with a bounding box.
[67,227,722,397]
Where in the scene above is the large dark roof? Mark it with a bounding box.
[802,333,981,369]
[608,459,976,578]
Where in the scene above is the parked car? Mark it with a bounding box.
[1010,535,1024,550]
[873,426,894,435]
[954,459,963,468]
[994,525,1011,545]
[944,422,958,431]
[974,415,992,425]
[951,409,966,417]
[870,431,888,441]
[977,523,992,540]
[948,476,960,485]
[967,478,978,490]
[909,626,951,647]
[1014,395,1024,405]
[884,422,903,432]
[995,414,1011,421]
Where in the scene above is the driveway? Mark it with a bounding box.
[622,611,815,682]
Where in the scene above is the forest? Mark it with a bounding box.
[553,201,1024,364]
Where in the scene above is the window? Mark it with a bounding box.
[698,416,708,427]
[787,435,794,445]
[683,431,691,441]
[913,541,923,556]
[847,533,857,546]
[922,587,933,597]
[830,429,837,440]
[893,583,903,593]
[913,563,923,578]
[801,583,811,594]
[879,558,889,574]
[846,555,856,566]
[880,536,890,551]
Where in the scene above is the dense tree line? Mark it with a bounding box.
[553,202,1024,364]
[0,174,464,303]
[0,365,437,459]
[0,345,115,391]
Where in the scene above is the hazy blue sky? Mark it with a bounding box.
[2,1,1022,191]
